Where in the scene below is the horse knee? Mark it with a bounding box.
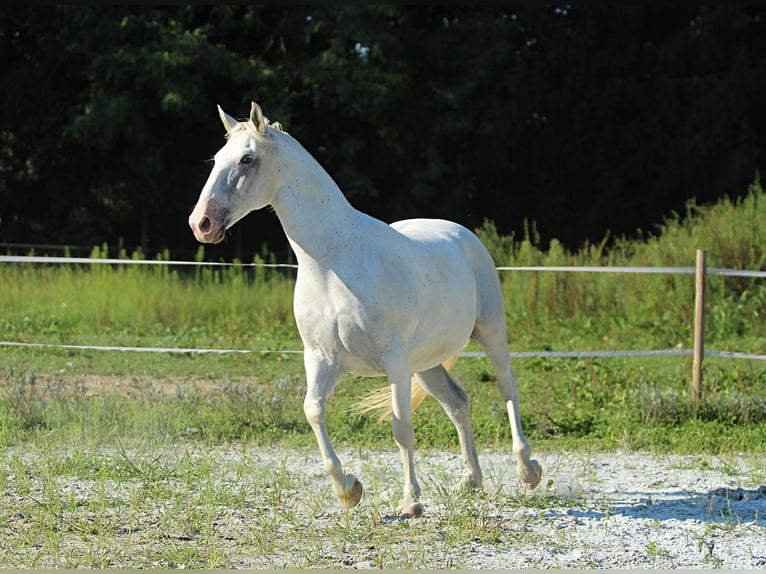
[391,416,415,448]
[303,396,324,426]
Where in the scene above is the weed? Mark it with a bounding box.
[693,528,725,568]
[2,369,47,430]
[645,540,674,567]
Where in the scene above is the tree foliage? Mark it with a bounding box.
[1,6,764,258]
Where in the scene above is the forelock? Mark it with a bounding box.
[224,118,285,142]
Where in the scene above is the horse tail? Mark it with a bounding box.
[348,353,460,422]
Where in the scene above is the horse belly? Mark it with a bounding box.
[406,263,477,372]
[293,221,483,376]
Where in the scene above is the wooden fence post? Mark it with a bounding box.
[692,249,707,401]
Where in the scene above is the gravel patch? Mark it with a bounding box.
[1,446,764,568]
[467,451,766,568]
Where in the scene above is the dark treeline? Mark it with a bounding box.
[1,6,764,260]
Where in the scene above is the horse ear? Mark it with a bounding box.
[249,101,267,134]
[217,105,238,135]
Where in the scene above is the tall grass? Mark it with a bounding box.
[1,177,765,452]
[3,178,764,355]
[0,245,297,350]
[477,176,766,352]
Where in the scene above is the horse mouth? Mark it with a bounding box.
[205,230,226,244]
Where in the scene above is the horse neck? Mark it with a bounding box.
[269,132,359,263]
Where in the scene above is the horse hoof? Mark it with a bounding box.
[337,475,363,508]
[519,459,542,489]
[398,502,424,518]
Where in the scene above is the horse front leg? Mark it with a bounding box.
[303,354,363,509]
[388,361,423,517]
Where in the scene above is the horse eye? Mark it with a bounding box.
[240,154,253,165]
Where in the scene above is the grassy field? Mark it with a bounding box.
[1,180,765,568]
[1,178,765,455]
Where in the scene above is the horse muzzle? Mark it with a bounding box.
[189,213,226,244]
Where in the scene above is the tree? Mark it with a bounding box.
[0,6,764,256]
[0,7,91,243]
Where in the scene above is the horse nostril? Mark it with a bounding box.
[199,216,211,233]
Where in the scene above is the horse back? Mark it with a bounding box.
[390,218,505,321]
[390,218,497,279]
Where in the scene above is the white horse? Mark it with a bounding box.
[189,102,542,516]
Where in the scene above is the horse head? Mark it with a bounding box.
[189,102,278,244]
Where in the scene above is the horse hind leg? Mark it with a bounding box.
[472,322,542,489]
[415,365,483,491]
[385,355,424,517]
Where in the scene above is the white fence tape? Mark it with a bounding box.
[497,265,696,274]
[2,255,765,277]
[0,255,298,268]
[2,340,765,361]
[498,265,766,278]
[0,341,298,355]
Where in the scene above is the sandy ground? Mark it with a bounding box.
[2,446,764,568]
[204,450,766,569]
[287,448,766,569]
[450,450,766,568]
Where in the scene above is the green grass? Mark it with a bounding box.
[2,347,765,455]
[1,179,766,569]
[1,176,765,454]
[1,245,298,351]
[1,441,761,568]
[479,176,766,354]
[0,442,595,568]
